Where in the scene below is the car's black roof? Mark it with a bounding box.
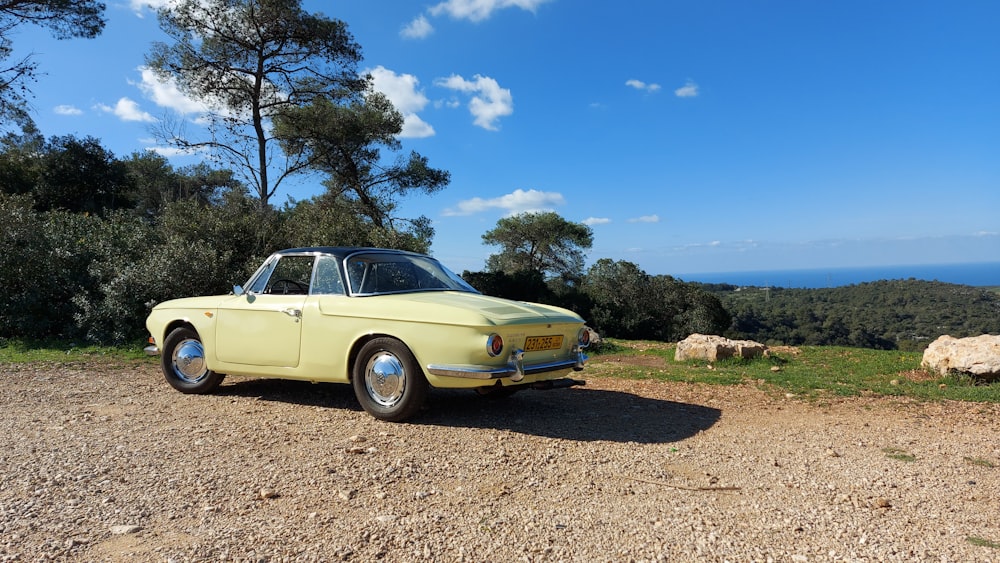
[275,247,427,260]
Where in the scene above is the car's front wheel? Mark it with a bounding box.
[161,327,225,394]
[352,338,427,422]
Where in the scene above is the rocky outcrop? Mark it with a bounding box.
[921,334,1000,378]
[675,333,767,362]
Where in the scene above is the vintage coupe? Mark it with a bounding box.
[145,247,590,421]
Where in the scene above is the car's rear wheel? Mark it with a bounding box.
[352,338,427,422]
[161,327,225,394]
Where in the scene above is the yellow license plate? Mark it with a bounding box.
[524,335,564,352]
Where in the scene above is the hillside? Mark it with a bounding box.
[696,280,1000,350]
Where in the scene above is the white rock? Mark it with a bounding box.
[675,333,767,362]
[921,334,1000,377]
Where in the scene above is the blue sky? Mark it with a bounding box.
[13,0,1000,276]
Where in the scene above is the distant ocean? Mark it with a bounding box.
[679,262,1000,289]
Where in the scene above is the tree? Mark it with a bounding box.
[280,194,433,254]
[125,152,242,217]
[582,259,730,341]
[273,92,449,233]
[0,0,105,125]
[146,0,364,207]
[33,135,135,215]
[482,211,593,279]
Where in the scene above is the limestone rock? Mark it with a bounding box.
[675,334,767,362]
[921,334,1000,378]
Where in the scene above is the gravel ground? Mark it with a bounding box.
[2,359,1000,562]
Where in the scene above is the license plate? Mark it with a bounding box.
[524,335,563,352]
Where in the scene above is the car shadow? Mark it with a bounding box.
[419,387,720,444]
[217,379,720,444]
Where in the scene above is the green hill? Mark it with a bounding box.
[696,280,1000,350]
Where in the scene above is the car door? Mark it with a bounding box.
[215,255,314,367]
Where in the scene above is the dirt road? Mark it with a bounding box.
[2,360,999,561]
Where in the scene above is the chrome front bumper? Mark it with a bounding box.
[144,345,160,356]
[427,347,588,382]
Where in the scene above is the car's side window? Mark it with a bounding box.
[311,255,345,295]
[254,256,315,295]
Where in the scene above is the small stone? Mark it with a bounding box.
[338,490,355,501]
[346,446,366,454]
[890,379,899,386]
[770,366,781,372]
[875,497,891,509]
[348,435,366,443]
[110,525,141,535]
[825,448,840,458]
[259,488,278,499]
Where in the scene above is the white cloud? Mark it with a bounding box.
[95,97,156,123]
[428,0,551,22]
[148,145,204,157]
[135,67,210,116]
[129,0,176,17]
[626,79,661,93]
[367,66,435,139]
[443,188,565,216]
[582,217,611,226]
[435,73,512,131]
[53,104,82,116]
[627,214,660,223]
[401,15,434,39]
[675,80,699,98]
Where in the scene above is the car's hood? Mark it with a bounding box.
[320,291,583,326]
[405,291,582,323]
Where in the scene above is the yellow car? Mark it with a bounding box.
[145,247,590,421]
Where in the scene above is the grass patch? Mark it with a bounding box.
[587,338,1000,403]
[967,536,1000,549]
[964,456,996,468]
[0,338,147,364]
[881,447,916,462]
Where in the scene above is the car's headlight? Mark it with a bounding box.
[486,333,504,357]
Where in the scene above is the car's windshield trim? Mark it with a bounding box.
[343,250,479,297]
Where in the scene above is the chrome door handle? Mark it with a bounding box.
[282,308,302,318]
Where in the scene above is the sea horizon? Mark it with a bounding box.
[677,261,1000,289]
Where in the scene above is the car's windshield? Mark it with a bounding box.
[345,252,478,296]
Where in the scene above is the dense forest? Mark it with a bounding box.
[699,281,1000,351]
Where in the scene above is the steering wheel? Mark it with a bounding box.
[270,278,308,295]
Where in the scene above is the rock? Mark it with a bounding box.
[675,334,767,362]
[109,525,141,535]
[921,335,1000,378]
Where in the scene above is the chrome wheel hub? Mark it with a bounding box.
[171,339,208,383]
[364,352,405,407]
